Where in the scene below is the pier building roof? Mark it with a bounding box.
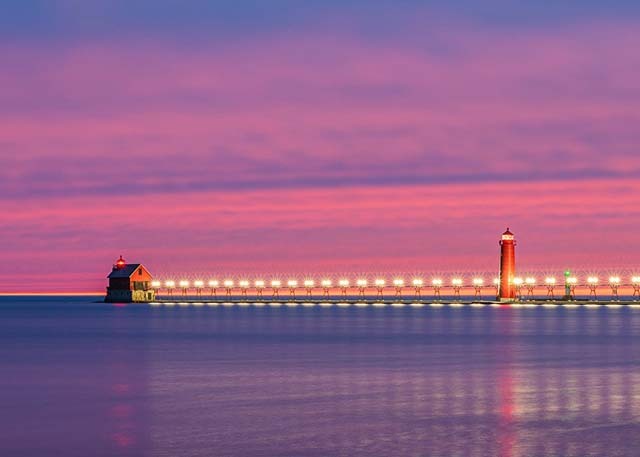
[107,264,144,278]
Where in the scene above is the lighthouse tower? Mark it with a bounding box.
[499,228,517,301]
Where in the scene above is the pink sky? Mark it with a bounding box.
[1,16,639,292]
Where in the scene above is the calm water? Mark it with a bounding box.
[1,298,640,457]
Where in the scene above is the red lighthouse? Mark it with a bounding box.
[499,228,516,301]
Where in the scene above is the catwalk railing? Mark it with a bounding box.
[148,275,640,301]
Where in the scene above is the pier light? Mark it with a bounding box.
[254,280,265,297]
[412,278,424,299]
[287,280,298,297]
[393,278,404,287]
[151,280,161,289]
[512,277,524,299]
[567,277,578,285]
[339,279,350,296]
[321,279,332,297]
[193,280,204,296]
[374,279,385,298]
[238,280,250,296]
[451,278,462,299]
[356,279,368,297]
[431,278,442,298]
[223,280,234,296]
[632,277,640,301]
[271,280,281,298]
[609,276,621,301]
[165,280,176,296]
[523,277,536,299]
[587,276,599,299]
[544,277,557,300]
[472,278,484,297]
[179,280,190,296]
[207,280,219,297]
[303,279,314,297]
[492,278,500,286]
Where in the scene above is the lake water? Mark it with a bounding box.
[1,297,640,457]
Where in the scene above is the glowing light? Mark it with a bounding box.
[179,280,190,288]
[492,278,500,286]
[632,276,640,284]
[567,277,578,285]
[451,278,462,286]
[287,280,298,288]
[472,278,484,286]
[339,279,350,287]
[375,279,385,287]
[223,280,234,287]
[545,277,556,285]
[587,276,599,284]
[239,280,249,288]
[255,280,265,288]
[393,278,404,286]
[165,280,175,288]
[356,279,368,287]
[321,279,332,287]
[304,280,314,287]
[413,279,424,286]
[525,277,536,285]
[609,276,621,284]
[271,280,281,287]
[513,277,524,286]
[208,280,219,287]
[151,280,161,288]
[432,279,443,286]
[194,280,204,288]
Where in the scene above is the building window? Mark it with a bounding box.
[138,269,143,276]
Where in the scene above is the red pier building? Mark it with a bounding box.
[105,256,155,303]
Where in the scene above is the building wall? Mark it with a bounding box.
[105,289,155,303]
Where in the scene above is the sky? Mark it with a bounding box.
[1,1,639,292]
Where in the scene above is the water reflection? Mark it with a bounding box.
[145,305,640,456]
[2,299,640,456]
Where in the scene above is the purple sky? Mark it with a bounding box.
[1,1,639,292]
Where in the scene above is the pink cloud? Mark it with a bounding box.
[0,18,639,291]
